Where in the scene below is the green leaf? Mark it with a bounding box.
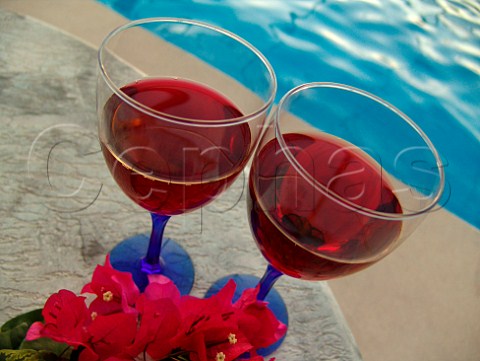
[1,310,43,333]
[0,310,43,350]
[19,339,70,359]
[0,323,29,350]
[0,349,63,361]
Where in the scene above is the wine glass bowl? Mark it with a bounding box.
[97,18,276,292]
[207,82,445,356]
[100,78,252,215]
[249,83,445,282]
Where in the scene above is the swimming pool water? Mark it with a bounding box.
[97,0,480,229]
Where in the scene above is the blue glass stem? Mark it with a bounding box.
[257,264,283,301]
[141,213,171,274]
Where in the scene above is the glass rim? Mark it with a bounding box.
[274,82,446,221]
[98,17,277,127]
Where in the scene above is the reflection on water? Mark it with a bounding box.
[99,0,480,228]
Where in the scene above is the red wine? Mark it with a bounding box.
[100,78,251,215]
[248,133,402,280]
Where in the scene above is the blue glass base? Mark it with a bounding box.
[205,274,288,356]
[109,234,194,295]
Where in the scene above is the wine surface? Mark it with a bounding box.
[248,133,403,280]
[101,77,251,215]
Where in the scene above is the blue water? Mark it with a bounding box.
[98,0,480,229]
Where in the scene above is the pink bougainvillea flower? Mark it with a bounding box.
[81,255,140,316]
[171,280,254,361]
[127,295,181,360]
[144,274,181,303]
[26,263,287,361]
[205,331,253,361]
[174,332,251,361]
[125,274,182,359]
[26,289,89,347]
[178,279,237,336]
[179,279,237,333]
[234,287,287,350]
[83,312,137,361]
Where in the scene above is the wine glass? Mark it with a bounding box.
[207,82,445,354]
[97,18,276,294]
